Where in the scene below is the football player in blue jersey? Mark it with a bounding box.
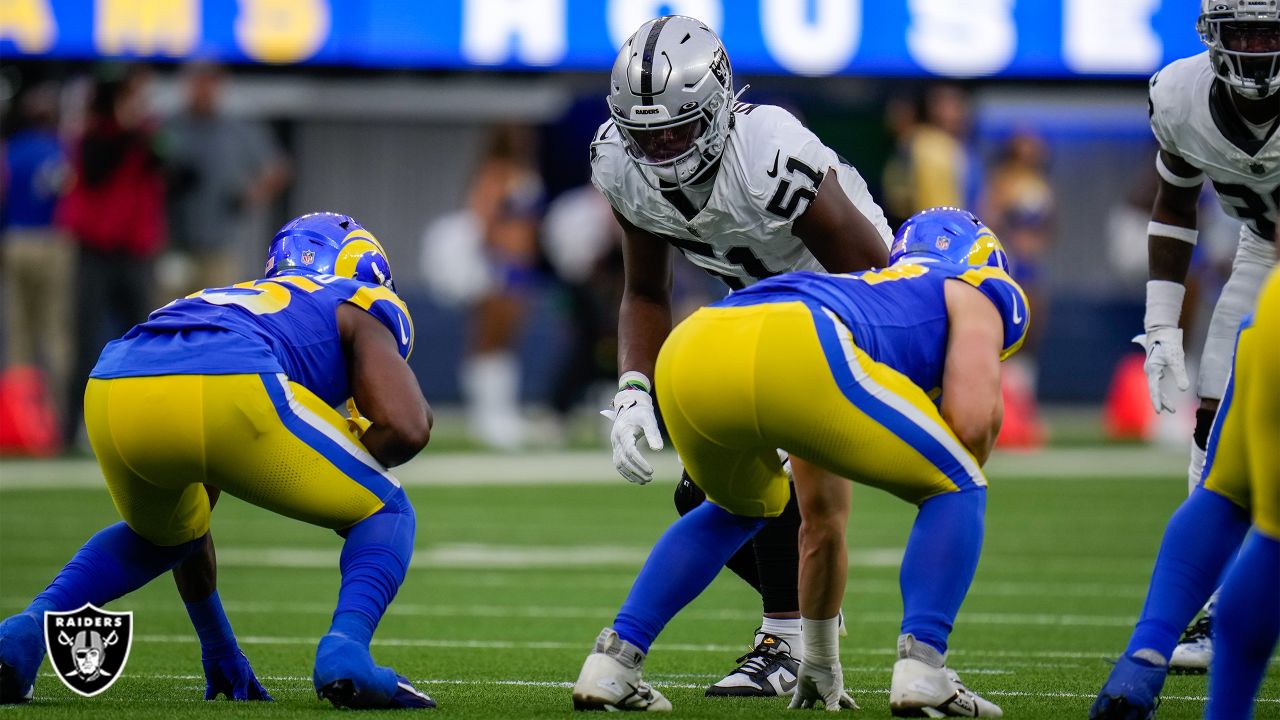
[570,207,1022,715]
[0,212,436,709]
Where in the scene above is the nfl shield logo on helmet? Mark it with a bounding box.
[935,235,951,250]
[43,605,133,697]
[301,249,316,265]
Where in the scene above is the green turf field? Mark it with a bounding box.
[1,450,1276,718]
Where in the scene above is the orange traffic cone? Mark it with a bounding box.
[1104,353,1156,442]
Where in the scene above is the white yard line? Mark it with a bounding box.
[0,446,1190,491]
[30,671,1277,704]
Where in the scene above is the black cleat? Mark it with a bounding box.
[705,632,799,697]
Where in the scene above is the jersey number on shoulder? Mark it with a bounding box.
[191,275,329,315]
[766,156,823,220]
[850,264,930,285]
[1212,181,1280,239]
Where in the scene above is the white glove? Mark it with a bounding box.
[788,660,858,711]
[1133,326,1190,414]
[601,388,663,485]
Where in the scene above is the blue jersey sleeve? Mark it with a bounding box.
[341,283,415,359]
[956,267,1030,360]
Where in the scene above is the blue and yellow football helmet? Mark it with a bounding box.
[889,207,1009,273]
[265,212,396,291]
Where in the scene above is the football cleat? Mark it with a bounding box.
[572,628,671,712]
[890,634,1002,718]
[705,631,799,697]
[1169,615,1212,675]
[313,633,436,710]
[0,614,43,705]
[1089,650,1168,720]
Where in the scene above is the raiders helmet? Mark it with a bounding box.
[608,16,736,186]
[1199,0,1280,99]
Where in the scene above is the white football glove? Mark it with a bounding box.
[601,388,663,485]
[788,660,858,711]
[1133,326,1190,414]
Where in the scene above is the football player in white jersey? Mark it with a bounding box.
[592,15,893,697]
[1123,0,1279,681]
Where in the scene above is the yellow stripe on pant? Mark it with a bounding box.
[85,373,397,546]
[656,301,986,518]
[1202,269,1280,540]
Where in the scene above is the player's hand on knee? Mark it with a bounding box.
[601,388,663,485]
[202,649,274,701]
[788,660,858,711]
[1133,326,1190,413]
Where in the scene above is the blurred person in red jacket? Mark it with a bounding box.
[57,65,167,445]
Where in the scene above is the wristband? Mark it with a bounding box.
[1144,280,1186,331]
[802,615,841,664]
[185,590,237,659]
[618,371,652,394]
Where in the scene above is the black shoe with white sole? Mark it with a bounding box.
[705,632,799,697]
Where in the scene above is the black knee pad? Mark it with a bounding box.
[673,469,706,517]
[1194,407,1216,451]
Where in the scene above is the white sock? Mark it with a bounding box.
[760,617,803,656]
[1187,441,1207,495]
[801,616,841,665]
[460,352,524,450]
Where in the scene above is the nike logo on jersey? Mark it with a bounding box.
[1009,290,1023,325]
[766,150,781,178]
[396,315,410,345]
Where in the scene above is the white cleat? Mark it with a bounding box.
[1169,615,1212,675]
[889,635,1002,718]
[572,629,672,712]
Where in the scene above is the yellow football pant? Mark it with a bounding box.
[84,373,398,546]
[656,301,986,518]
[1203,270,1280,540]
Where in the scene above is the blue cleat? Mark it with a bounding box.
[313,633,435,710]
[0,614,44,705]
[1090,651,1169,720]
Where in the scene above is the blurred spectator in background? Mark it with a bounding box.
[541,184,624,436]
[421,125,544,450]
[880,92,920,229]
[56,65,167,446]
[0,80,73,451]
[981,130,1055,356]
[980,130,1055,447]
[881,84,972,225]
[160,62,290,297]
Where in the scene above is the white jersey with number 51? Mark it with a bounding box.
[590,102,893,290]
[1150,52,1280,243]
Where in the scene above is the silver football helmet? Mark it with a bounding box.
[608,16,735,186]
[1199,0,1280,99]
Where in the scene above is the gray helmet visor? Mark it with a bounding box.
[620,116,707,163]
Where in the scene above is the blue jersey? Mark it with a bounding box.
[713,261,1028,396]
[92,272,414,407]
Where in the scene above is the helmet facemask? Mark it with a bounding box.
[614,83,732,189]
[1200,5,1280,100]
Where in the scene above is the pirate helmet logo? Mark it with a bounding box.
[43,604,133,697]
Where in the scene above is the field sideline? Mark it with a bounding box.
[1,449,1276,719]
